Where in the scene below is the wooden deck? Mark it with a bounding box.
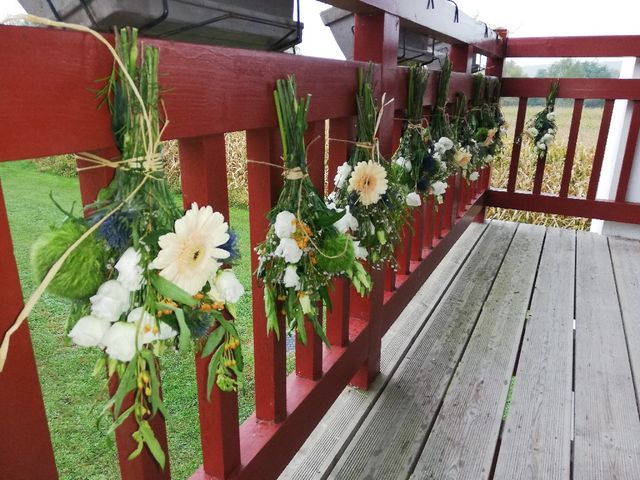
[281,220,640,480]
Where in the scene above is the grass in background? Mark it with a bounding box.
[487,102,603,230]
[0,160,254,479]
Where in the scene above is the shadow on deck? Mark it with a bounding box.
[281,220,640,480]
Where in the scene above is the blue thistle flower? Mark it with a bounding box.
[220,229,240,261]
[94,210,135,250]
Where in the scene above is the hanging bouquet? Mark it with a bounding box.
[393,64,431,207]
[425,58,457,203]
[524,80,559,156]
[256,76,370,344]
[451,92,477,180]
[468,74,505,178]
[328,66,409,268]
[1,24,245,468]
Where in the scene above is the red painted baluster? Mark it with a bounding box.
[327,117,352,347]
[423,195,434,253]
[616,101,640,202]
[587,99,615,200]
[0,182,58,480]
[179,135,241,479]
[80,153,171,479]
[350,10,399,389]
[508,97,528,193]
[396,223,412,276]
[246,128,287,422]
[295,120,325,381]
[411,204,425,262]
[532,151,547,195]
[559,99,584,198]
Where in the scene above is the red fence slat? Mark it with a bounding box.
[532,152,547,195]
[502,78,640,101]
[506,35,640,58]
[508,97,529,193]
[616,101,640,202]
[587,99,615,200]
[246,128,287,422]
[179,134,241,479]
[559,99,584,198]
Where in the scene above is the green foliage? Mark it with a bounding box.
[504,60,528,78]
[536,58,614,79]
[316,233,356,274]
[36,155,77,177]
[430,58,453,140]
[31,219,107,299]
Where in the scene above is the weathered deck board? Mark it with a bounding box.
[493,227,575,480]
[411,223,545,480]
[609,236,640,403]
[574,231,640,479]
[280,222,488,479]
[327,221,518,480]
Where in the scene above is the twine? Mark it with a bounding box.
[0,15,164,372]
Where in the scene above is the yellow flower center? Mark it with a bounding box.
[179,242,206,268]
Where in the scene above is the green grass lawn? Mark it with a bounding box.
[0,160,255,479]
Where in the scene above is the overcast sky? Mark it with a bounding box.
[3,0,640,62]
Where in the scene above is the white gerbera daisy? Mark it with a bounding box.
[150,203,230,295]
[347,160,388,206]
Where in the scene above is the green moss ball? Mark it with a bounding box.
[316,233,356,274]
[31,220,108,300]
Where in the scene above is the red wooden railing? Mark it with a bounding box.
[0,3,501,480]
[487,36,640,224]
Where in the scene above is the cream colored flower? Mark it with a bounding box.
[454,149,472,168]
[483,128,498,146]
[150,203,230,295]
[347,160,388,206]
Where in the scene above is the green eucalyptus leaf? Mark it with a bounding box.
[138,420,166,469]
[202,327,225,358]
[150,274,198,306]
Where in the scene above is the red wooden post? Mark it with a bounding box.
[351,10,399,389]
[532,152,547,195]
[179,135,241,479]
[246,128,287,422]
[423,195,434,252]
[295,120,325,381]
[327,117,352,347]
[616,101,640,202]
[485,29,507,78]
[0,182,59,480]
[411,205,425,262]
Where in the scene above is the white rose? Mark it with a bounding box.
[526,127,539,138]
[102,322,138,362]
[68,315,111,348]
[395,156,412,172]
[486,155,493,163]
[542,133,554,144]
[210,270,245,304]
[90,280,130,322]
[436,137,454,152]
[115,247,144,292]
[334,162,352,189]
[432,181,448,196]
[283,265,301,289]
[406,192,422,207]
[469,171,480,181]
[127,307,177,345]
[274,211,297,239]
[537,142,547,151]
[353,240,368,260]
[333,206,359,233]
[546,111,556,121]
[274,237,303,264]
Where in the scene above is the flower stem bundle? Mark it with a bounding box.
[257,76,369,344]
[525,80,560,156]
[329,66,409,268]
[21,23,245,468]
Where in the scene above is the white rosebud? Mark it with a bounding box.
[406,192,422,207]
[283,265,301,289]
[334,162,352,189]
[537,142,547,151]
[274,237,303,264]
[68,315,111,348]
[115,247,144,292]
[90,280,130,322]
[469,171,480,181]
[353,240,368,260]
[542,133,554,144]
[274,211,297,239]
[546,111,556,121]
[299,294,313,315]
[102,322,138,362]
[333,206,359,233]
[395,156,412,172]
[127,307,177,345]
[209,270,245,304]
[431,181,448,196]
[437,137,454,151]
[526,127,539,138]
